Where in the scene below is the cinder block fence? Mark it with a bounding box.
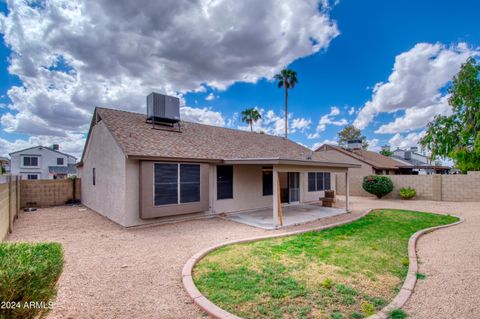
[336,171,480,201]
[0,176,21,241]
[20,179,81,208]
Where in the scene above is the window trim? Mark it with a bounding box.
[216,165,234,200]
[153,162,202,207]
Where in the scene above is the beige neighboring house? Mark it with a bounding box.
[77,102,359,227]
[314,142,404,177]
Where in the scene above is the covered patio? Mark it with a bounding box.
[221,158,359,229]
[222,203,345,230]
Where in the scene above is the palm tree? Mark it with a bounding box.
[274,69,298,139]
[241,108,262,132]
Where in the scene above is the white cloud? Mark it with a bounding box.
[291,118,312,133]
[236,108,309,136]
[311,139,337,151]
[0,133,86,159]
[354,43,478,131]
[367,138,380,152]
[308,106,347,139]
[180,106,225,127]
[388,131,426,150]
[0,0,339,147]
[205,93,217,101]
[375,95,451,134]
[348,106,355,115]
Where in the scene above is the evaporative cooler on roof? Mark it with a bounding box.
[146,92,180,124]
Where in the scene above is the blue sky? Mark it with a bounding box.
[0,0,478,157]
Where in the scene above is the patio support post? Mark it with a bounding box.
[345,170,350,212]
[272,167,280,226]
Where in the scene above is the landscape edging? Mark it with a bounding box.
[181,210,464,319]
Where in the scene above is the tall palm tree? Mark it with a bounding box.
[241,108,262,132]
[274,69,298,139]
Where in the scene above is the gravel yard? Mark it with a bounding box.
[6,197,480,319]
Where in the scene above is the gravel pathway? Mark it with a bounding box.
[6,197,480,319]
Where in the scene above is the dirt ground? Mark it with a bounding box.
[6,197,480,319]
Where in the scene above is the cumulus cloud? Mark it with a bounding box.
[308,106,347,139]
[291,118,312,133]
[311,139,337,151]
[354,43,478,132]
[388,131,426,150]
[367,138,381,152]
[0,0,339,145]
[0,133,86,158]
[180,106,225,126]
[205,93,217,101]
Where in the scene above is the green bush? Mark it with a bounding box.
[399,187,416,200]
[362,176,393,198]
[0,243,63,319]
[389,309,408,319]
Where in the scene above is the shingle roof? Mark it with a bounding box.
[315,144,406,170]
[92,107,316,161]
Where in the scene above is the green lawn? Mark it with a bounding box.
[194,209,458,319]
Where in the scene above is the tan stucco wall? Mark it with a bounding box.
[81,121,127,226]
[212,165,272,214]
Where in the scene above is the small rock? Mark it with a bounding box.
[121,264,128,268]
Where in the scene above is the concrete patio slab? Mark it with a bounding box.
[221,204,345,229]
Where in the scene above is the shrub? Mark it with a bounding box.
[360,301,376,316]
[362,176,393,198]
[389,309,408,319]
[399,187,416,200]
[321,277,334,289]
[0,243,64,319]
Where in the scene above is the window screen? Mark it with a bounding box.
[217,165,233,199]
[23,156,38,167]
[154,164,178,205]
[308,172,316,192]
[262,167,273,196]
[57,158,64,165]
[308,172,331,192]
[27,174,38,180]
[180,164,200,203]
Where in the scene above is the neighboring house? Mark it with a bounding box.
[78,96,358,228]
[314,142,406,177]
[392,147,450,174]
[10,145,77,180]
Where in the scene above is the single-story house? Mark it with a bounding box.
[77,106,359,227]
[314,143,405,176]
[392,147,450,174]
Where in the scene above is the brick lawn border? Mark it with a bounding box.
[182,209,464,319]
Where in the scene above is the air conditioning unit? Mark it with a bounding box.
[146,92,180,124]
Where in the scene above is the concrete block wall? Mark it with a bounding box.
[20,178,81,208]
[336,171,480,202]
[0,176,20,241]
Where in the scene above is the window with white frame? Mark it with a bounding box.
[22,156,39,167]
[57,157,64,165]
[154,163,201,206]
[308,172,331,192]
[27,174,39,180]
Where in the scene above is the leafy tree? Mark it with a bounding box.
[337,125,369,150]
[420,57,480,172]
[379,146,393,157]
[240,108,262,132]
[274,69,298,138]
